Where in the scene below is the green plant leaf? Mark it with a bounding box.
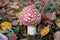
[45,3,53,11]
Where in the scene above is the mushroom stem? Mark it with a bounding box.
[27,25,36,35]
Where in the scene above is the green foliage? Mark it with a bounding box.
[35,5,40,9]
[45,3,53,11]
[14,9,20,13]
[3,15,11,19]
[57,16,60,19]
[22,33,27,37]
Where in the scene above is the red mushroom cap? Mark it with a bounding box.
[19,5,41,25]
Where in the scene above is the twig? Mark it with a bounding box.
[41,0,50,15]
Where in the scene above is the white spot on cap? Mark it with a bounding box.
[28,17,31,20]
[25,19,28,21]
[34,12,37,14]
[28,13,31,16]
[31,15,33,17]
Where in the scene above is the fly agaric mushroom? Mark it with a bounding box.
[19,5,41,35]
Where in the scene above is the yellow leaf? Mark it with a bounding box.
[10,5,19,9]
[1,22,12,30]
[16,13,20,18]
[39,26,50,37]
[56,19,60,27]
